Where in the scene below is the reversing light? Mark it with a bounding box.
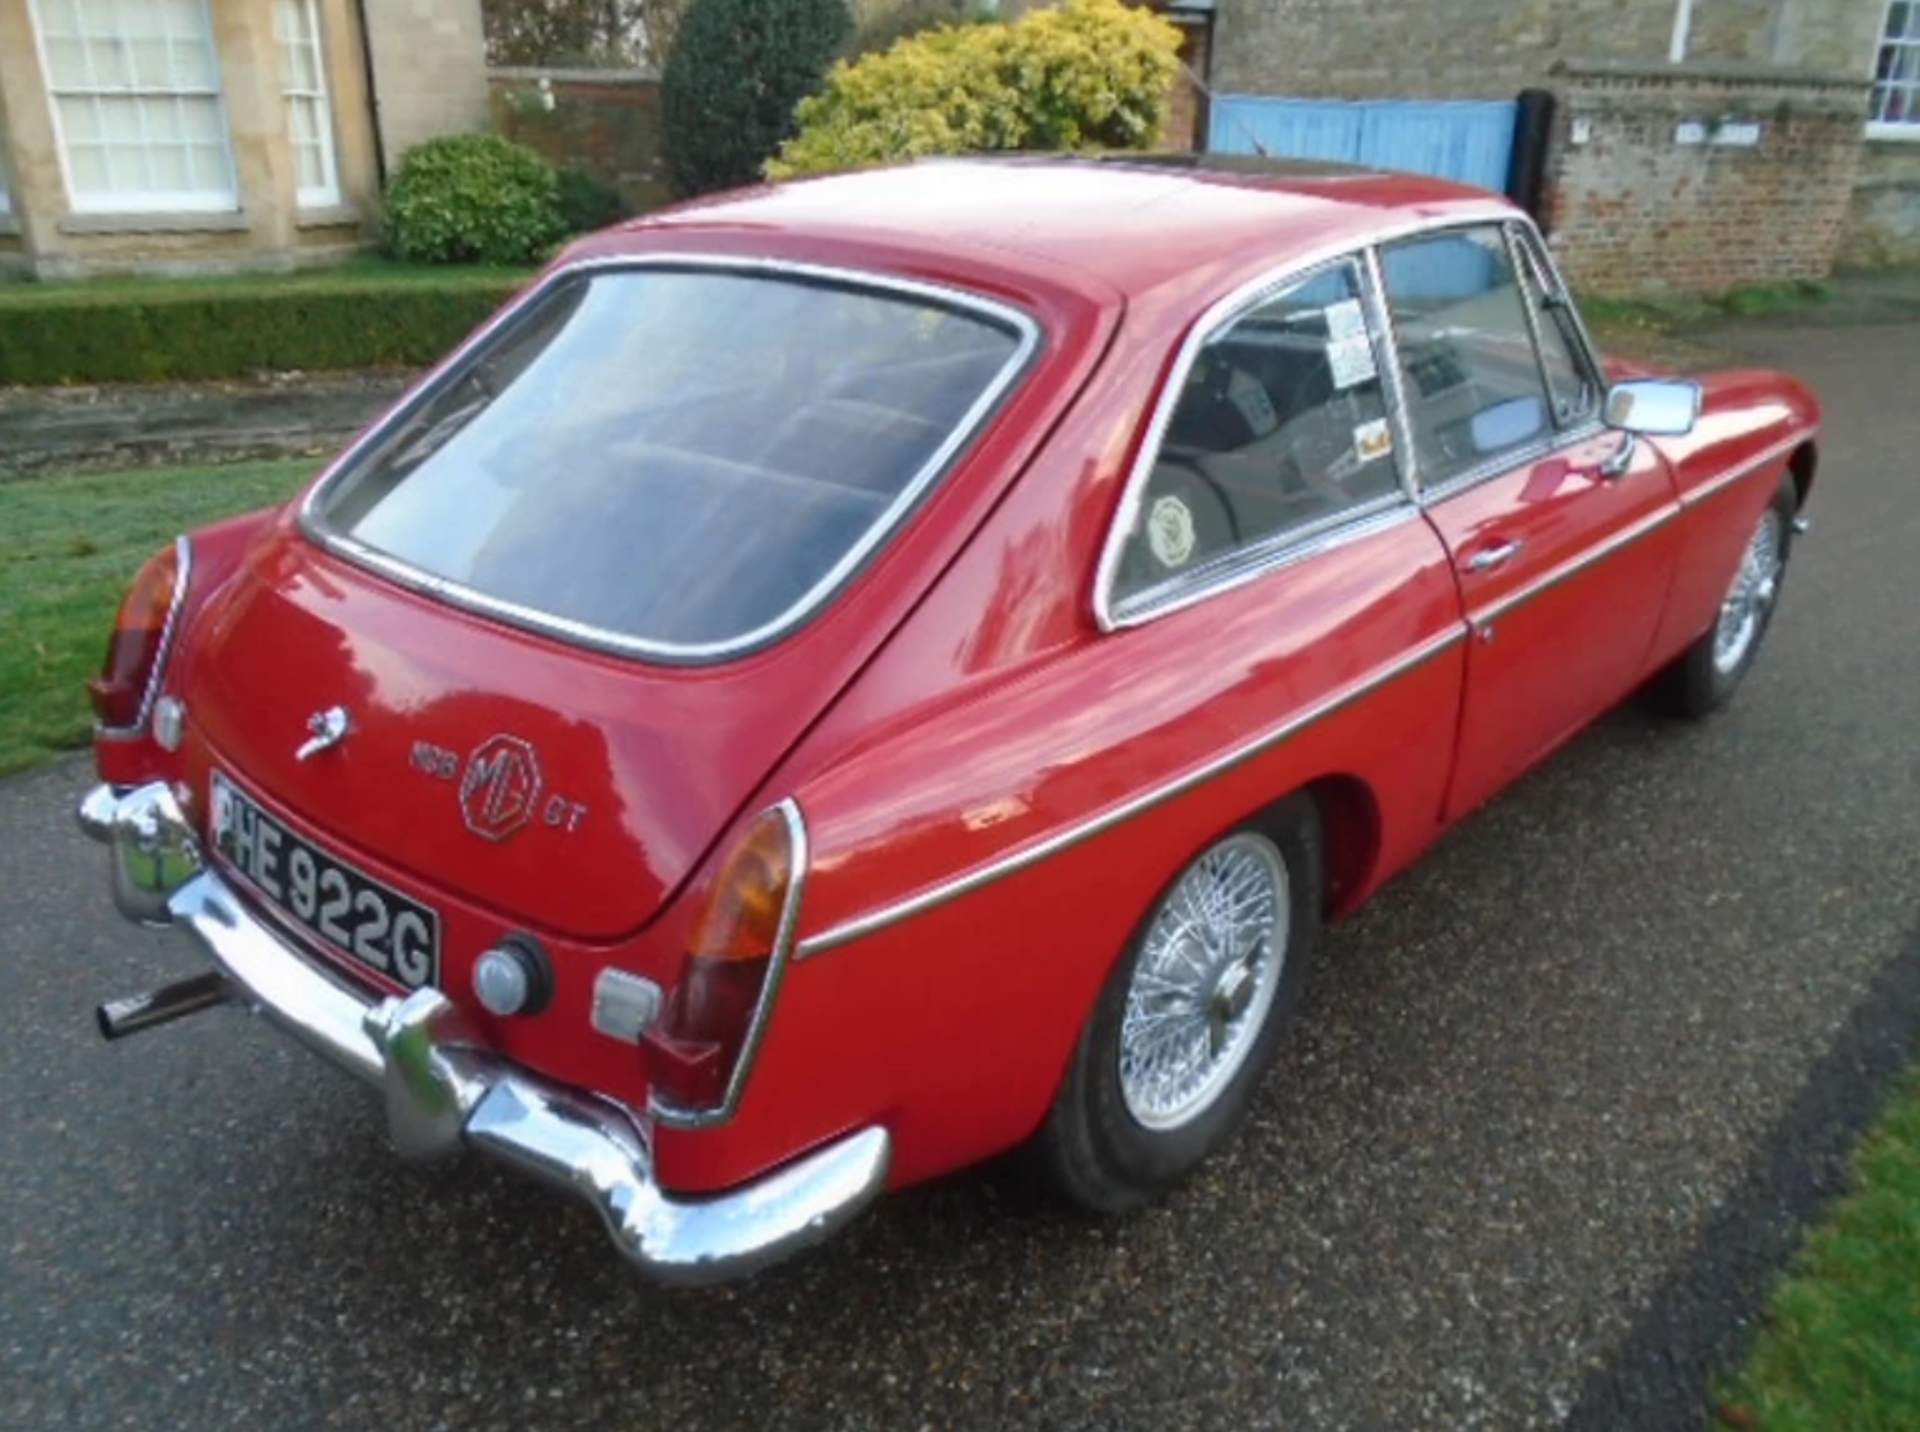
[90,538,188,733]
[643,803,805,1118]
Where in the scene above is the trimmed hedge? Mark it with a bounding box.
[0,272,527,386]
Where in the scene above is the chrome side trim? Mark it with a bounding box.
[298,255,1042,667]
[1677,433,1803,511]
[95,534,192,744]
[651,799,809,1131]
[160,867,889,1286]
[797,624,1466,957]
[1473,501,1679,625]
[1090,202,1517,632]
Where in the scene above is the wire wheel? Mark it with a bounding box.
[1713,506,1784,676]
[1118,832,1289,1131]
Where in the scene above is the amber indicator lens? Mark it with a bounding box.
[645,808,796,1113]
[89,543,181,730]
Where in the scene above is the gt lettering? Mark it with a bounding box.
[542,795,589,832]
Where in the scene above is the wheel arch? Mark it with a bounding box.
[1788,441,1817,511]
[1251,774,1381,919]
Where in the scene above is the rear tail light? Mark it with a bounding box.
[89,537,189,734]
[644,802,805,1120]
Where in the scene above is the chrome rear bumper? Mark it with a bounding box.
[79,781,891,1286]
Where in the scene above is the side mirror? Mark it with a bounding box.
[1604,378,1702,438]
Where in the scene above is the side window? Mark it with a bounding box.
[1380,227,1554,488]
[1114,260,1403,605]
[1512,228,1599,427]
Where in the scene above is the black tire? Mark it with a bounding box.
[1656,474,1797,719]
[1028,793,1323,1214]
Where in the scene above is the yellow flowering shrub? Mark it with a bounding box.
[768,0,1183,179]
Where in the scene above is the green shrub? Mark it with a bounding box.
[0,272,527,385]
[771,0,1182,180]
[663,0,852,197]
[556,165,627,235]
[383,133,567,265]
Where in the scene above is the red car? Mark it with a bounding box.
[80,155,1818,1284]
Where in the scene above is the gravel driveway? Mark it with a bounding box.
[2,319,1915,1432]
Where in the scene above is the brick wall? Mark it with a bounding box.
[1842,141,1920,267]
[489,69,673,216]
[1543,62,1869,295]
[1209,0,1886,102]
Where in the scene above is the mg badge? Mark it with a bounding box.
[459,735,543,841]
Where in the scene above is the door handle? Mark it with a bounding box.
[1464,539,1523,573]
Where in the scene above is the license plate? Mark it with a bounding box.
[210,771,440,989]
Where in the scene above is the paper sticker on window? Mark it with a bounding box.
[1327,334,1377,390]
[1325,298,1366,341]
[1354,417,1393,462]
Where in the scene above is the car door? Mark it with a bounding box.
[1377,222,1683,821]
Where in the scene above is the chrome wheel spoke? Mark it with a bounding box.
[1119,833,1290,1131]
[1712,508,1783,676]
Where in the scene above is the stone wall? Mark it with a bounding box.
[1209,0,1887,102]
[489,68,673,216]
[360,0,492,168]
[1543,62,1870,295]
[1841,141,1920,268]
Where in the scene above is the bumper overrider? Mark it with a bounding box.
[77,781,891,1286]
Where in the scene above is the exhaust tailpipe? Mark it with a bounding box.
[97,971,236,1041]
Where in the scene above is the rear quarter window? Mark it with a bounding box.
[309,264,1035,660]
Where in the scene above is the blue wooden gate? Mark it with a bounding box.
[1208,96,1520,196]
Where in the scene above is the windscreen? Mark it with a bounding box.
[310,266,1029,657]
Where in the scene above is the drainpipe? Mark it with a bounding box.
[1668,0,1694,63]
[352,0,387,187]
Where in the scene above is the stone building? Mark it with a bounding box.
[1192,0,1919,281]
[0,0,491,279]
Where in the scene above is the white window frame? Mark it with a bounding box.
[1870,0,1920,138]
[275,0,342,208]
[29,0,241,214]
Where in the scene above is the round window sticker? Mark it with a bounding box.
[1146,494,1197,569]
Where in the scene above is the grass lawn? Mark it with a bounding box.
[1716,1070,1920,1431]
[0,458,316,778]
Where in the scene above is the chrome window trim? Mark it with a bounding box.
[1375,217,1609,505]
[1090,201,1516,633]
[650,798,808,1130]
[299,255,1043,666]
[1413,416,1610,507]
[1505,221,1610,426]
[95,534,192,744]
[797,624,1464,958]
[1359,245,1422,504]
[1111,497,1420,627]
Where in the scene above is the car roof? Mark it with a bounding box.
[615,154,1518,306]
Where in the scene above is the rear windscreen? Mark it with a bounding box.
[309,265,1031,658]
